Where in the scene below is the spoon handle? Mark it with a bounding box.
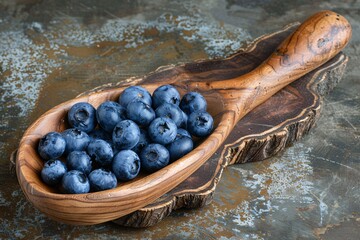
[195,10,351,121]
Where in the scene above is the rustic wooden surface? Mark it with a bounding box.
[112,24,349,227]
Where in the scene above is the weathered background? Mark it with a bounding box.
[0,0,359,239]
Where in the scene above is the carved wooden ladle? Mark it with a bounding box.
[16,10,351,225]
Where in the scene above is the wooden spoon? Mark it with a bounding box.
[16,10,351,225]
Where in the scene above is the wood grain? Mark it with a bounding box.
[112,24,348,228]
[15,10,351,225]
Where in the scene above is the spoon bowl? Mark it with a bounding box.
[16,10,351,225]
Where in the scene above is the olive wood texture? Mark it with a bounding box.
[112,25,348,228]
[16,11,351,225]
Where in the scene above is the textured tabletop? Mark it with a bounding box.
[0,0,359,239]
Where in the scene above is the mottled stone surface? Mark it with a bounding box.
[0,0,359,239]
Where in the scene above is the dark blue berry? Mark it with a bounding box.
[126,101,155,127]
[112,120,140,150]
[38,132,66,160]
[96,101,125,133]
[176,128,192,138]
[41,159,67,186]
[140,143,169,172]
[61,170,90,194]
[180,92,207,115]
[62,128,91,155]
[112,150,140,181]
[148,117,177,145]
[132,129,151,155]
[87,139,114,167]
[118,86,152,108]
[180,110,188,129]
[88,168,117,192]
[155,103,183,127]
[88,128,112,143]
[166,135,193,162]
[187,111,214,137]
[66,151,92,175]
[68,102,97,133]
[152,84,180,109]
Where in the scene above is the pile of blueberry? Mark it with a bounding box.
[38,85,214,194]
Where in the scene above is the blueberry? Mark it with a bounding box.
[62,128,91,155]
[118,86,152,108]
[112,150,140,181]
[126,101,155,127]
[38,132,66,160]
[132,129,151,155]
[148,117,177,145]
[152,84,180,109]
[88,128,112,143]
[187,111,214,137]
[87,139,114,167]
[96,101,125,133]
[180,110,188,129]
[177,128,192,139]
[111,144,120,157]
[61,170,90,194]
[88,168,117,192]
[180,92,207,115]
[140,143,169,172]
[41,159,67,186]
[68,102,97,133]
[155,103,183,127]
[166,135,193,162]
[112,120,140,150]
[66,151,92,175]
